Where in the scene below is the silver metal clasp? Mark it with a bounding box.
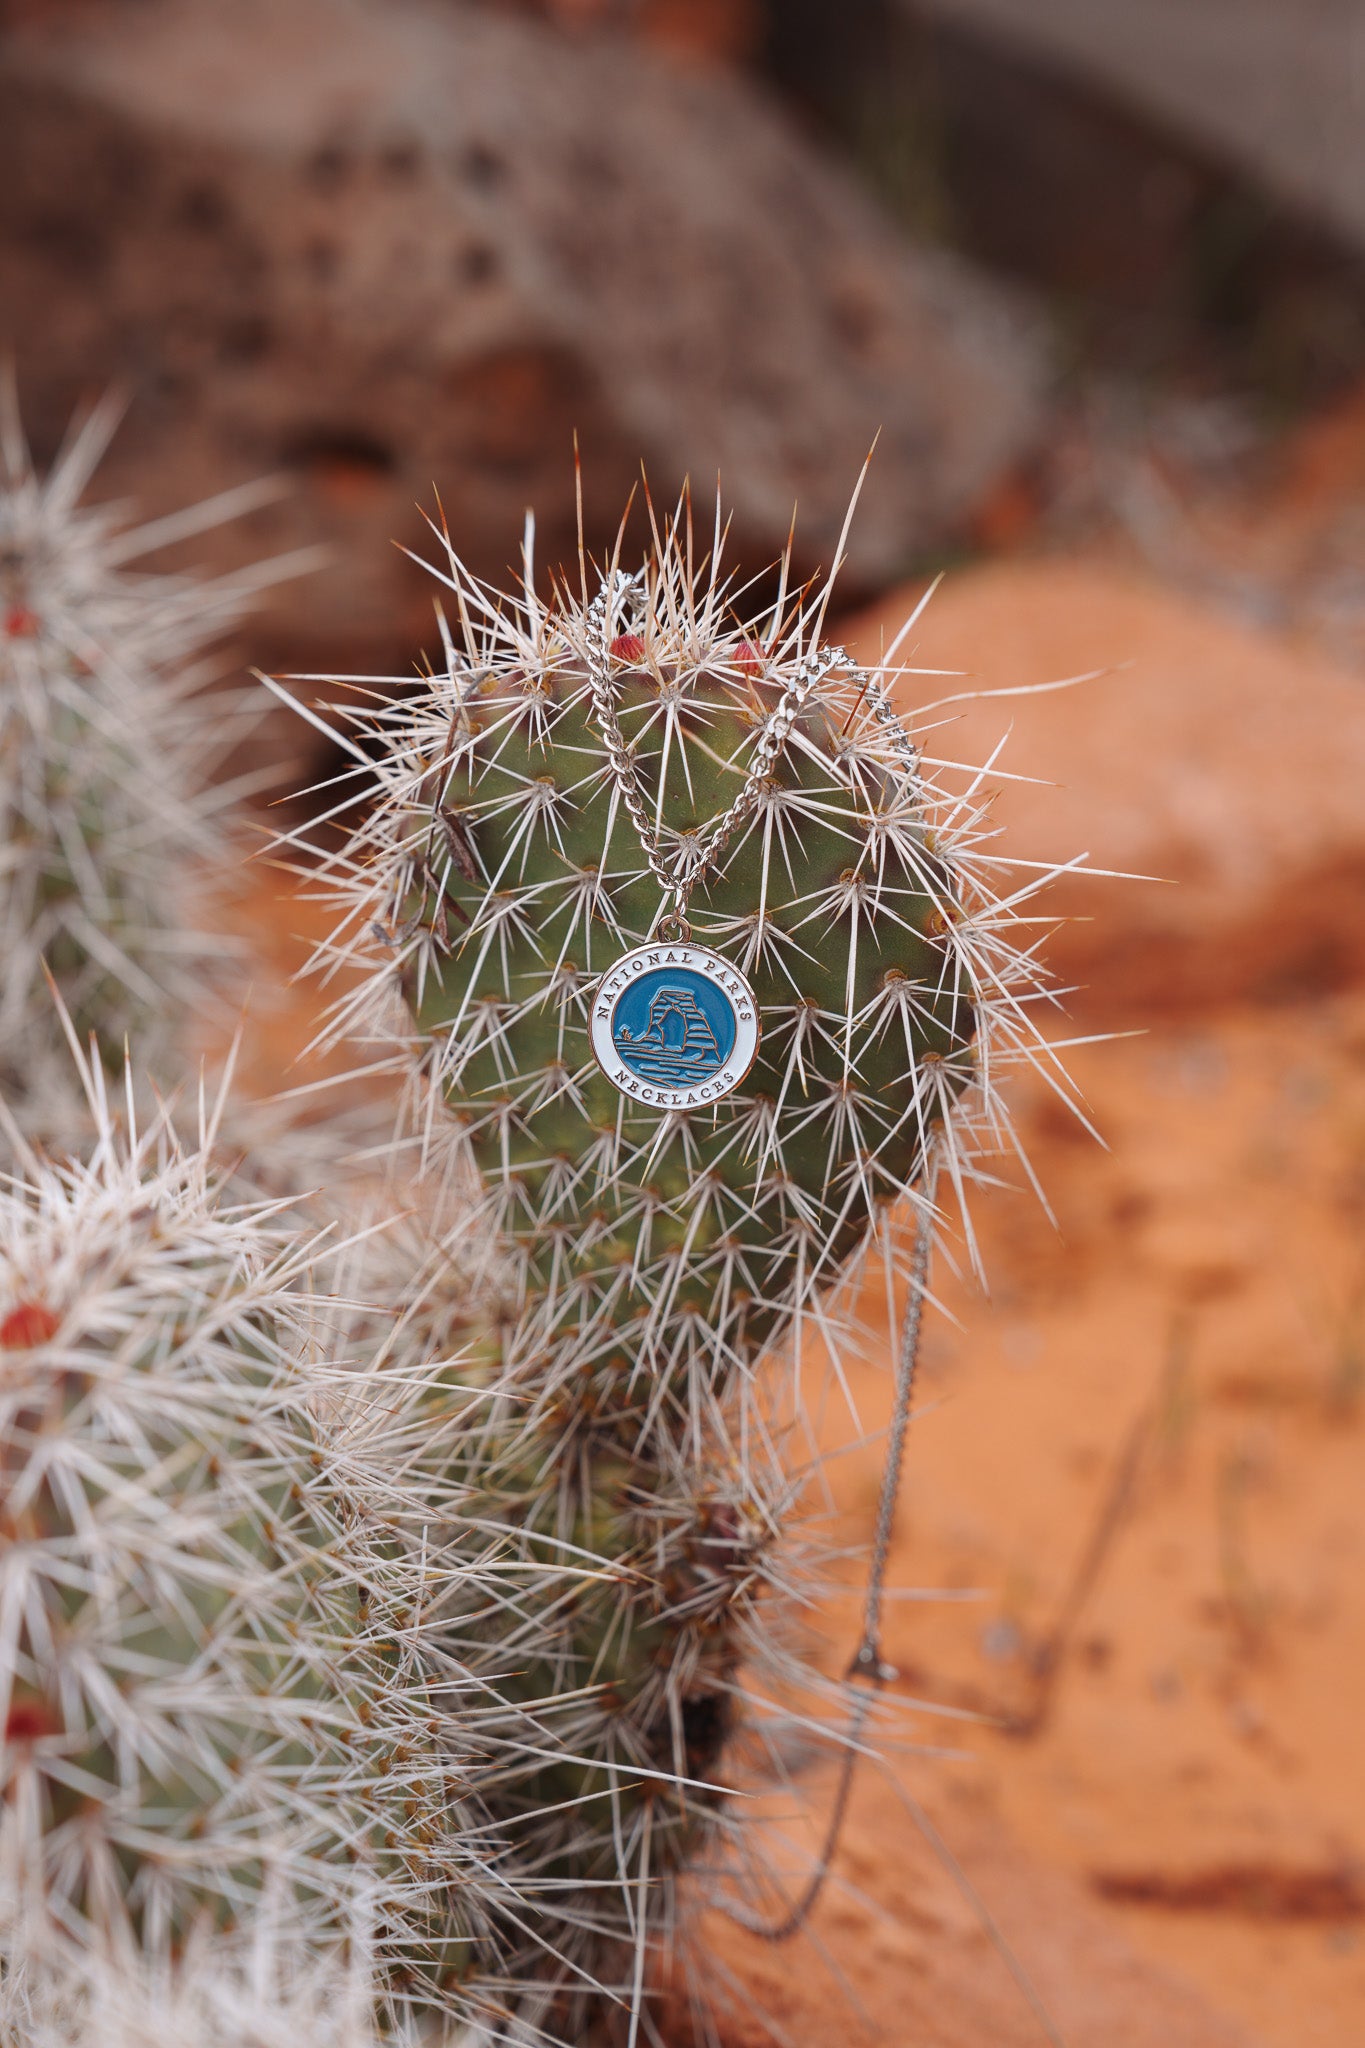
[653,879,693,944]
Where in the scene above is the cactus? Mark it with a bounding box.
[294,490,1074,2036]
[0,390,307,1146]
[0,1048,490,2037]
[0,1918,398,2048]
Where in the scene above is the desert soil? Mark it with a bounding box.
[712,545,1365,2048]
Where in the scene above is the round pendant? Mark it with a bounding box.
[590,940,760,1110]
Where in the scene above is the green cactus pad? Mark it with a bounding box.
[385,601,976,1404]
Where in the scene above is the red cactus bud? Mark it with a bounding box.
[4,604,39,639]
[0,1301,60,1349]
[5,1695,57,1743]
[734,638,768,676]
[610,633,646,663]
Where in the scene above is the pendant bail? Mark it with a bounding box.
[655,905,692,943]
[655,880,692,943]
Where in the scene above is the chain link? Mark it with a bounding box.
[583,570,919,923]
[723,1150,940,1943]
[857,661,922,783]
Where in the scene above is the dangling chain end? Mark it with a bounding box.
[847,1641,898,1687]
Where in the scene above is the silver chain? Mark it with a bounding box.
[724,1147,940,1942]
[583,570,919,935]
[582,566,936,1934]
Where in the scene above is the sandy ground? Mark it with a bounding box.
[232,527,1365,2046]
[701,538,1365,2048]
[705,996,1365,2048]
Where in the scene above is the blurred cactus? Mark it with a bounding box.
[0,1051,488,2038]
[0,390,308,1146]
[0,1919,396,2048]
[294,489,1074,2035]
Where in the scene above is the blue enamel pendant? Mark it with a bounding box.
[590,940,760,1110]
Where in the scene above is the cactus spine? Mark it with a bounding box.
[295,490,1073,2036]
[0,393,305,1145]
[1,1916,398,2048]
[0,1056,489,2039]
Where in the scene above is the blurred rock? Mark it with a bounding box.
[917,0,1365,255]
[767,0,1365,411]
[0,0,1046,685]
[532,0,766,66]
[848,558,1365,1016]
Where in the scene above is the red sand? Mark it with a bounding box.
[707,997,1365,2047]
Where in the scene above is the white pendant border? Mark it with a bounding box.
[590,940,761,1110]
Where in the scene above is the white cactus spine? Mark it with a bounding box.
[0,1046,495,2039]
[0,390,311,1145]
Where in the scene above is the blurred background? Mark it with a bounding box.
[3,3,1364,2044]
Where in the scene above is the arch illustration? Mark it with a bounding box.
[614,982,725,1082]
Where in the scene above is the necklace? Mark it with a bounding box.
[584,570,940,1931]
[584,571,860,1112]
